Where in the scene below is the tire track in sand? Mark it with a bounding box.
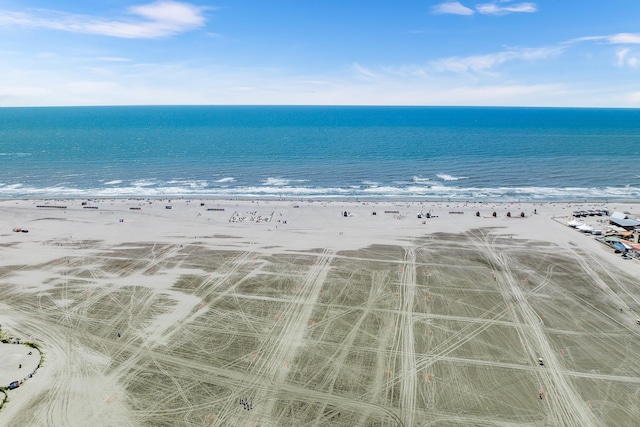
[393,246,418,426]
[235,249,335,425]
[471,231,599,427]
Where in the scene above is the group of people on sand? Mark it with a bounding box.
[239,398,253,411]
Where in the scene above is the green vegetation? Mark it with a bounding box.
[0,389,7,411]
[0,325,8,343]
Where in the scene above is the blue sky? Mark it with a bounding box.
[1,1,640,107]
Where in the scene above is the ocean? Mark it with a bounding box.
[0,105,639,201]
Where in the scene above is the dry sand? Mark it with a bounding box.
[1,198,640,426]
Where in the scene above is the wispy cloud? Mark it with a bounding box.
[298,80,331,86]
[97,57,131,62]
[608,33,640,44]
[568,33,640,68]
[0,1,209,39]
[616,48,639,68]
[569,33,640,45]
[476,2,537,15]
[351,62,383,80]
[431,2,474,16]
[432,1,536,16]
[429,46,562,73]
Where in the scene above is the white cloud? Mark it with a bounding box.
[570,33,640,45]
[297,80,331,85]
[430,46,562,73]
[616,48,629,67]
[351,62,383,80]
[476,2,537,15]
[0,1,208,39]
[607,33,640,45]
[431,2,475,16]
[97,57,131,62]
[0,58,629,107]
[616,48,639,68]
[432,1,537,17]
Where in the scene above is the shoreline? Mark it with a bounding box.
[0,195,634,203]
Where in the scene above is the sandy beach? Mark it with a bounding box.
[1,198,640,426]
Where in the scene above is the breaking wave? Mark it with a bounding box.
[215,177,235,183]
[412,176,431,184]
[0,180,637,202]
[436,174,468,181]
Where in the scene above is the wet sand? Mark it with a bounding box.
[1,198,639,426]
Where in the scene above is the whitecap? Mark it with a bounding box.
[0,183,24,190]
[262,177,290,186]
[166,180,208,189]
[130,179,158,187]
[412,176,431,184]
[215,177,235,183]
[0,180,639,201]
[436,174,468,181]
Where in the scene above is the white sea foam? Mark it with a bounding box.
[130,179,158,187]
[215,177,235,183]
[0,182,638,201]
[436,174,468,181]
[2,183,24,189]
[225,186,350,196]
[262,177,290,186]
[180,180,208,189]
[412,176,430,184]
[104,180,123,185]
[261,177,311,186]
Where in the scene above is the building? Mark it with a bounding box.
[609,212,640,231]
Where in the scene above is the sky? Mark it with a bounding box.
[1,1,640,107]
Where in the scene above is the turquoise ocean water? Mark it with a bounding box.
[0,106,638,201]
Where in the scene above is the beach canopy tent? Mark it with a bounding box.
[604,235,622,242]
[577,224,594,233]
[613,242,628,252]
[567,219,584,227]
